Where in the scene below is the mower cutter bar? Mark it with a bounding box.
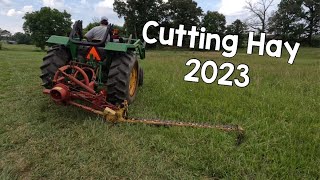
[121,118,244,132]
[96,105,245,145]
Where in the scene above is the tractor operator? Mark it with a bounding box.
[84,16,109,42]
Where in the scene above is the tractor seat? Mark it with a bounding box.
[90,40,104,47]
[91,39,103,43]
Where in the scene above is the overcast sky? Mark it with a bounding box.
[0,0,280,33]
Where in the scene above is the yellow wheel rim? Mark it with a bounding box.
[129,64,138,97]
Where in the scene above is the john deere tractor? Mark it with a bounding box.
[40,21,245,143]
[41,20,145,112]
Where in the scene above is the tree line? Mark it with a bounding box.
[114,0,319,47]
[0,29,32,44]
[0,0,318,50]
[0,7,71,50]
[268,0,320,46]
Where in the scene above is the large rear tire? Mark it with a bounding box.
[107,52,139,105]
[40,46,69,88]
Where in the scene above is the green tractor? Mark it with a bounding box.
[40,21,245,143]
[41,20,145,111]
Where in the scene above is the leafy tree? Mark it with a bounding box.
[268,0,319,46]
[202,11,226,35]
[226,19,248,47]
[302,0,320,45]
[163,0,203,47]
[23,7,72,50]
[114,0,166,39]
[268,0,304,42]
[166,0,203,29]
[12,32,32,44]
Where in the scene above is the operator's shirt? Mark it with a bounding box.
[85,25,108,41]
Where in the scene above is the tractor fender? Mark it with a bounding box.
[46,35,70,45]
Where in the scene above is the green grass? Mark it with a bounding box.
[0,44,319,179]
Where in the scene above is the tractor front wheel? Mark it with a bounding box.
[40,46,69,88]
[107,52,139,105]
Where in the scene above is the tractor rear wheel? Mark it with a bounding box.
[107,52,139,105]
[40,46,69,88]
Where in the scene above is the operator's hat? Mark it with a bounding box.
[101,16,108,21]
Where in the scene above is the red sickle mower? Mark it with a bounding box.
[43,63,119,114]
[41,20,244,144]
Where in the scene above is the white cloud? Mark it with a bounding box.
[42,0,67,10]
[7,9,23,16]
[95,0,166,16]
[6,5,33,17]
[43,0,57,7]
[94,0,124,25]
[218,0,257,16]
[219,0,280,24]
[80,0,87,5]
[96,0,114,9]
[94,0,117,19]
[0,0,11,6]
[96,0,166,9]
[22,5,33,13]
